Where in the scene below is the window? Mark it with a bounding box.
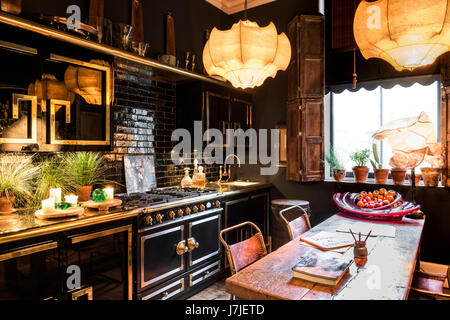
[331,81,440,174]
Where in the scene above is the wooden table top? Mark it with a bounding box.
[225,214,425,300]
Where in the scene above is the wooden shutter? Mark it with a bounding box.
[286,15,325,182]
[441,54,450,187]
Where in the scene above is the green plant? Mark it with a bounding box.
[31,154,73,209]
[370,143,383,169]
[0,153,41,203]
[323,146,345,170]
[350,149,371,167]
[64,152,108,187]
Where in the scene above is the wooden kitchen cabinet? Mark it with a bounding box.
[286,15,325,182]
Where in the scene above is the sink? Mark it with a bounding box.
[220,181,259,187]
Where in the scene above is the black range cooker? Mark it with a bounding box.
[117,187,224,300]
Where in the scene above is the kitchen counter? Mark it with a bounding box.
[0,181,271,244]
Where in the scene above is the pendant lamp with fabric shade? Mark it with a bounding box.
[354,0,450,71]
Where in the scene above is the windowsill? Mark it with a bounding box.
[324,177,446,189]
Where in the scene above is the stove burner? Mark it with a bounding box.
[118,187,218,210]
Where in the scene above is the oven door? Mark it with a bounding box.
[188,209,222,268]
[138,221,186,292]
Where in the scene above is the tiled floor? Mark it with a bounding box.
[187,280,229,300]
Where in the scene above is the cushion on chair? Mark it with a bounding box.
[411,271,445,294]
[288,215,310,239]
[228,233,267,273]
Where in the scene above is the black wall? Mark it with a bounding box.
[21,0,230,72]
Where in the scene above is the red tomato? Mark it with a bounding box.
[357,201,365,207]
[386,195,394,202]
[383,200,390,205]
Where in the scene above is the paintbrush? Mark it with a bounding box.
[363,230,372,242]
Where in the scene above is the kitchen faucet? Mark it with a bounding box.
[219,154,241,183]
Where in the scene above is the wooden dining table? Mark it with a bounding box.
[225,214,425,300]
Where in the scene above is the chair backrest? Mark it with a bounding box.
[279,205,311,240]
[219,222,267,275]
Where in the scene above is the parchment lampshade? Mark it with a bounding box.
[354,0,450,71]
[372,112,443,169]
[203,20,291,89]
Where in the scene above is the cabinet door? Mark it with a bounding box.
[138,223,185,291]
[0,241,60,300]
[248,193,270,244]
[224,197,249,245]
[188,213,221,268]
[65,225,133,300]
[205,91,230,136]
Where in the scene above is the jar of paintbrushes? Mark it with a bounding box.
[349,229,371,266]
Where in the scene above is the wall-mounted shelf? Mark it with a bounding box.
[0,12,238,89]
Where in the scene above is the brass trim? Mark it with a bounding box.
[0,93,37,144]
[0,208,139,245]
[0,12,242,89]
[141,278,185,300]
[189,261,220,287]
[278,205,311,241]
[0,40,37,55]
[71,286,93,300]
[140,225,184,289]
[47,54,111,146]
[70,225,131,244]
[0,241,57,262]
[188,214,221,267]
[70,225,133,300]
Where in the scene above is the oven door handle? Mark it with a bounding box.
[176,240,189,255]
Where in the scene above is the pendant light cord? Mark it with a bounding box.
[244,0,248,20]
[352,0,358,89]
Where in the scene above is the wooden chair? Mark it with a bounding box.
[410,261,450,300]
[279,205,312,240]
[219,222,267,300]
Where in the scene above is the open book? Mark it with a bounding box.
[292,251,353,286]
[300,231,355,251]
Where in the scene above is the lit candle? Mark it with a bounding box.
[42,198,55,213]
[64,194,78,206]
[49,188,62,204]
[103,187,114,201]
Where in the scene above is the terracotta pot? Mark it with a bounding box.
[407,173,422,186]
[333,168,346,182]
[0,195,15,213]
[391,168,407,185]
[352,166,369,183]
[77,185,93,202]
[1,0,22,14]
[374,168,389,184]
[421,168,441,187]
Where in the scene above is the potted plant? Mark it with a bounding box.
[64,152,108,201]
[324,146,346,182]
[0,154,40,213]
[391,167,407,185]
[370,143,389,184]
[31,155,72,209]
[350,149,371,183]
[420,156,443,187]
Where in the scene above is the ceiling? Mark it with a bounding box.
[205,0,276,15]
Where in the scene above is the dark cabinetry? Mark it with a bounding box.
[0,220,133,300]
[223,190,270,249]
[177,82,252,148]
[286,15,325,182]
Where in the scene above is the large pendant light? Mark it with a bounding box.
[202,1,291,89]
[354,0,450,71]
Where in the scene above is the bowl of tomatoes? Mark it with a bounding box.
[332,189,420,221]
[355,188,401,210]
